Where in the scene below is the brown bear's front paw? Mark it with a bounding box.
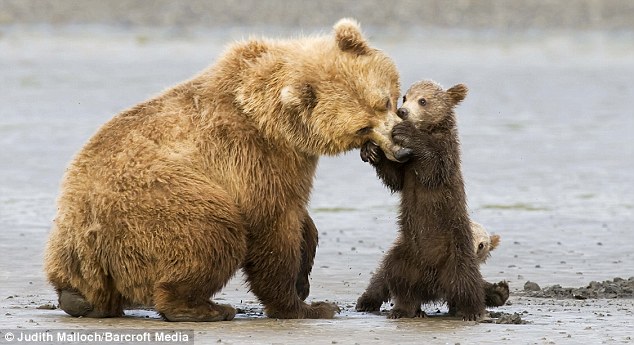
[485,281,510,307]
[355,293,382,312]
[360,141,381,164]
[161,301,236,322]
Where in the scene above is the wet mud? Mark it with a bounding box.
[522,277,634,300]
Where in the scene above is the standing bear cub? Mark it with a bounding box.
[356,80,490,320]
[44,19,403,322]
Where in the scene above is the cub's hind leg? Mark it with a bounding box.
[356,265,389,312]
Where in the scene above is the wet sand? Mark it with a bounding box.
[1,27,633,344]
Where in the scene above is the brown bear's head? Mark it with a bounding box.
[397,80,468,129]
[277,19,403,160]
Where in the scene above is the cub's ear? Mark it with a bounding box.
[490,234,501,251]
[280,83,317,113]
[333,18,372,55]
[447,83,468,106]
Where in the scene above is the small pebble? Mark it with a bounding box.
[524,281,541,291]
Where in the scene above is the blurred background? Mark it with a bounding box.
[1,0,633,32]
[1,1,633,342]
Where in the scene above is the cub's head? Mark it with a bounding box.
[471,220,501,264]
[397,80,468,129]
[279,18,403,161]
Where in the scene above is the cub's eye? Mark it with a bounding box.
[385,99,391,110]
[478,243,485,250]
[402,95,407,103]
[418,98,427,106]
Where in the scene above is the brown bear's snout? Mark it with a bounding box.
[397,107,409,120]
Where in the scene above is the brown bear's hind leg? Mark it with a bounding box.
[58,289,92,317]
[57,288,124,318]
[152,185,247,322]
[153,219,246,322]
[155,282,237,322]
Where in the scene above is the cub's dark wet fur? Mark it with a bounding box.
[357,81,505,320]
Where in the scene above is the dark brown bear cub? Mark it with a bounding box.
[356,80,486,320]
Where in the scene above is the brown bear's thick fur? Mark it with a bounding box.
[44,19,402,322]
[355,80,489,320]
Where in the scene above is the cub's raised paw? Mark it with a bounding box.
[391,121,418,149]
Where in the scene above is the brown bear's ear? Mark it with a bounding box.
[333,18,372,55]
[280,83,317,113]
[447,83,468,106]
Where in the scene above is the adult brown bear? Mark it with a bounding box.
[44,19,402,322]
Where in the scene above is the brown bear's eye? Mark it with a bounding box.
[478,243,485,250]
[356,126,372,135]
[402,95,407,103]
[418,98,427,106]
